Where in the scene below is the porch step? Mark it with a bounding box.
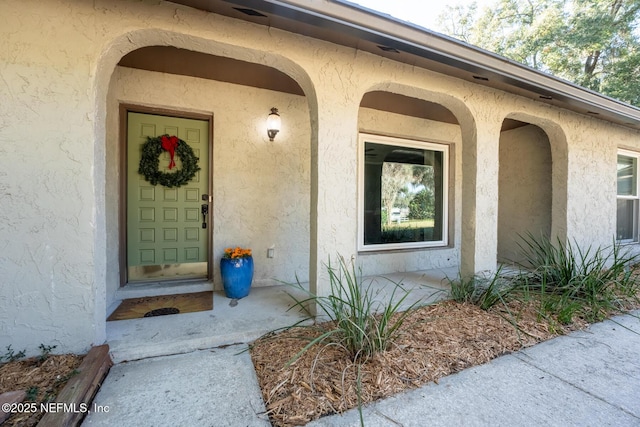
[106,286,309,363]
[106,271,454,363]
[115,280,214,299]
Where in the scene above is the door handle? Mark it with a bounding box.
[201,203,209,229]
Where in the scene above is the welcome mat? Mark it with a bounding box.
[107,291,213,321]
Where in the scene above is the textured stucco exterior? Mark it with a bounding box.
[1,0,639,354]
[498,125,552,263]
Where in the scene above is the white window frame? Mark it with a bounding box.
[617,149,639,243]
[358,133,449,252]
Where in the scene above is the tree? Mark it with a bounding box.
[438,0,640,107]
[408,188,435,220]
[381,163,413,225]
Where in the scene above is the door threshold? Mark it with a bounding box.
[116,280,214,300]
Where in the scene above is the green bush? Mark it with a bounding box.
[515,233,640,323]
[286,256,423,363]
[408,188,434,220]
[448,266,514,310]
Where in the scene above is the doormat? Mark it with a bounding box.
[107,291,213,321]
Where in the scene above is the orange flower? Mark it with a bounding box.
[223,246,252,259]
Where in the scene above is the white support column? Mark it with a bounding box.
[308,97,360,303]
[460,121,501,277]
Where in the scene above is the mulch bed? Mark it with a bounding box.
[0,354,84,426]
[0,344,111,427]
[250,300,589,427]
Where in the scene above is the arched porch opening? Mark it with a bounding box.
[94,31,317,331]
[355,89,464,275]
[497,116,568,264]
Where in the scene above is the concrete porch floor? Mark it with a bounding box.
[106,267,457,363]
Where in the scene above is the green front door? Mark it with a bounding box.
[126,112,210,283]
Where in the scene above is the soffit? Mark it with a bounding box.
[166,0,640,131]
[119,48,466,125]
[118,51,524,129]
[119,46,305,95]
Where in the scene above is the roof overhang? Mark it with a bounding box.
[170,0,640,130]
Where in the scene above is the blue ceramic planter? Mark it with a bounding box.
[220,256,254,299]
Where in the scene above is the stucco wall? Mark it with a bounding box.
[1,1,105,355]
[498,125,552,264]
[1,0,640,354]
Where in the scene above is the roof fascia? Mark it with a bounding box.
[223,0,640,129]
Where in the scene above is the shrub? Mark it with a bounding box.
[515,233,640,323]
[286,256,423,363]
[448,266,514,310]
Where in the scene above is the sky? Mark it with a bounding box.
[349,0,497,32]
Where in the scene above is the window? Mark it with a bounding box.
[358,133,449,251]
[617,151,639,242]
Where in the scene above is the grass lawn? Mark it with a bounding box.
[383,218,434,229]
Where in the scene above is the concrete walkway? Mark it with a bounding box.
[83,310,640,426]
[106,270,453,363]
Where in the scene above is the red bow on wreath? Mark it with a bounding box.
[161,135,179,169]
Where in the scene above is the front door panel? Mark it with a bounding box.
[126,112,210,283]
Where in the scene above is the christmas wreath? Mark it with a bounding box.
[138,135,201,188]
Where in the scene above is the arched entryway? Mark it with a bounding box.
[497,118,558,264]
[95,34,316,326]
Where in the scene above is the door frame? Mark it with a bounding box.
[118,103,214,286]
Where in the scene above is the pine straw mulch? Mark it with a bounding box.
[0,354,84,426]
[250,300,591,427]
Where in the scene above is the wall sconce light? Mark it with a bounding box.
[266,107,281,141]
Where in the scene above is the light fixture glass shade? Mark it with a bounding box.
[267,107,281,141]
